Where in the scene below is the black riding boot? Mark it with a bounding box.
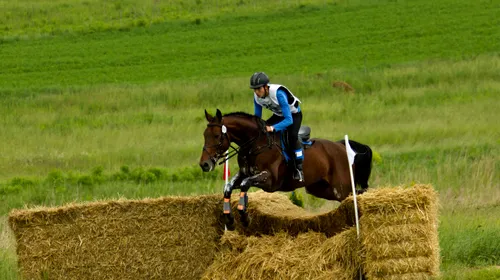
[293,157,304,182]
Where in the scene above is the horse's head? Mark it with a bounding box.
[199,109,231,172]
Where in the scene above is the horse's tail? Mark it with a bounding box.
[338,139,373,192]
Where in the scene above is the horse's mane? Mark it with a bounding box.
[223,112,266,131]
[223,111,255,118]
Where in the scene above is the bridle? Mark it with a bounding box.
[203,123,233,165]
[203,120,276,166]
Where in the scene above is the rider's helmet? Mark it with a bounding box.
[249,72,270,89]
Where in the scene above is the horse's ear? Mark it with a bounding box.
[205,109,214,122]
[216,109,222,122]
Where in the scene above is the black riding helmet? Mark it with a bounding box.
[250,72,270,89]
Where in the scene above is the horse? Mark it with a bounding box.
[199,109,373,229]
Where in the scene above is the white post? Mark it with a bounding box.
[345,135,362,280]
[344,135,360,237]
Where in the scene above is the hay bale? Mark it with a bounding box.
[9,195,224,280]
[8,190,354,280]
[203,229,360,280]
[8,184,440,280]
[357,184,440,279]
[206,185,439,280]
[201,192,361,280]
[233,191,356,237]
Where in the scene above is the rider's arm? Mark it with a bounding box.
[254,98,262,118]
[272,89,293,132]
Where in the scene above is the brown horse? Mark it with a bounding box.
[199,109,372,228]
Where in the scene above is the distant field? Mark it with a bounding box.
[0,0,332,37]
[0,55,498,181]
[1,0,498,92]
[0,0,499,279]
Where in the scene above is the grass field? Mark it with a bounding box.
[0,0,499,279]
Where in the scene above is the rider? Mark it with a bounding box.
[250,72,304,182]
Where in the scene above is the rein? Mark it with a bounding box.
[205,121,277,165]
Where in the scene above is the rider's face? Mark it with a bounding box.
[254,86,267,98]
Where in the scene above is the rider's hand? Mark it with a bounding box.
[266,126,274,132]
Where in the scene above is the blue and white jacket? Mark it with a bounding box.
[254,84,301,132]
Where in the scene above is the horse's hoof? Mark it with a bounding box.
[242,216,251,227]
[225,222,236,231]
[224,213,235,231]
[239,210,251,227]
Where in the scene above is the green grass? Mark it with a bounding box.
[0,0,330,38]
[0,217,18,280]
[440,206,500,267]
[0,0,499,279]
[1,0,498,92]
[0,54,498,181]
[439,265,500,280]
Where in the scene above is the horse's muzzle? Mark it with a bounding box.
[199,160,214,172]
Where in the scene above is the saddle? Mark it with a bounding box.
[280,126,314,162]
[298,126,313,148]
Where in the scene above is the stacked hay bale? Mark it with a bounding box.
[203,229,360,280]
[9,184,439,280]
[203,191,361,280]
[202,185,439,280]
[357,185,440,279]
[228,191,357,237]
[8,195,224,280]
[8,191,356,280]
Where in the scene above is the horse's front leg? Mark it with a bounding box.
[223,172,243,230]
[237,171,272,227]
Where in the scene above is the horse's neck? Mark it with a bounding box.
[225,117,266,148]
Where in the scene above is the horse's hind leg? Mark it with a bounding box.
[305,179,337,200]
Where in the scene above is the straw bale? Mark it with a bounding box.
[364,240,435,260]
[233,191,356,237]
[358,186,437,223]
[370,272,436,280]
[310,228,361,276]
[361,223,434,245]
[9,195,224,280]
[358,184,440,280]
[8,184,440,280]
[364,256,438,278]
[203,228,359,280]
[357,185,437,211]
